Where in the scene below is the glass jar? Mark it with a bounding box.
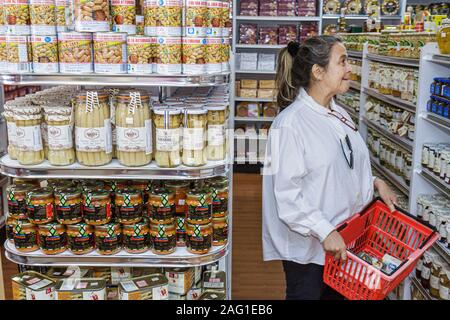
[186,188,212,224]
[14,106,45,165]
[74,91,113,166]
[440,267,450,300]
[154,107,182,168]
[130,180,151,204]
[420,252,433,289]
[122,221,150,254]
[55,188,83,225]
[150,220,176,255]
[115,91,152,166]
[13,220,39,253]
[206,104,227,161]
[437,19,450,54]
[7,184,31,220]
[186,221,212,255]
[404,154,412,186]
[115,189,144,225]
[38,223,67,255]
[165,181,189,215]
[148,187,175,222]
[95,222,122,255]
[6,215,17,243]
[44,106,75,166]
[26,188,54,225]
[2,110,18,159]
[212,216,228,246]
[67,223,95,255]
[182,108,207,167]
[209,176,228,218]
[82,190,112,225]
[430,259,444,299]
[416,254,423,279]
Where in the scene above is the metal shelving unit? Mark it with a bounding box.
[349,81,361,91]
[433,242,450,265]
[335,101,357,119]
[347,51,363,59]
[235,44,284,49]
[235,70,276,74]
[366,53,420,68]
[370,155,409,196]
[236,15,320,22]
[363,87,416,113]
[322,15,402,20]
[422,113,450,134]
[418,167,450,198]
[410,276,435,300]
[235,97,274,102]
[235,117,274,122]
[362,117,413,152]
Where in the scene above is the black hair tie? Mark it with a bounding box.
[287,41,300,58]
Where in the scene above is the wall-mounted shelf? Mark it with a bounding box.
[366,53,420,68]
[363,87,416,113]
[235,117,274,122]
[236,15,320,22]
[363,117,413,152]
[418,167,450,198]
[371,155,409,196]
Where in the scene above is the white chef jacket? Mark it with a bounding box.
[262,88,374,266]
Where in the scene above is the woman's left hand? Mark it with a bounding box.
[374,178,398,212]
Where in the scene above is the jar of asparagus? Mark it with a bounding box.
[206,104,227,160]
[2,108,18,160]
[44,105,75,166]
[182,107,207,167]
[14,106,45,165]
[74,91,113,166]
[154,107,182,168]
[115,91,153,166]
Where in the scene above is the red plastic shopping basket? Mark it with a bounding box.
[323,198,438,300]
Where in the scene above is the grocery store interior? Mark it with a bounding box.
[0,0,449,301]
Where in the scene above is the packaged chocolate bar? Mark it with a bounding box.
[258,26,278,45]
[239,24,258,44]
[278,25,298,44]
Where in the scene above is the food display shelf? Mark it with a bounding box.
[4,240,229,268]
[366,53,420,68]
[234,117,274,122]
[235,44,284,49]
[235,70,276,74]
[427,54,450,67]
[336,101,358,119]
[410,276,435,300]
[235,97,274,102]
[0,155,229,180]
[433,242,450,265]
[347,51,363,59]
[363,87,416,113]
[349,81,361,91]
[370,155,409,196]
[322,15,402,20]
[236,15,320,22]
[363,117,413,152]
[423,113,450,133]
[418,167,450,198]
[0,73,231,87]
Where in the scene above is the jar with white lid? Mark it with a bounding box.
[206,104,227,161]
[14,106,44,165]
[182,107,207,167]
[44,106,75,166]
[154,108,182,168]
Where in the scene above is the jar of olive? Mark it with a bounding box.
[26,188,55,225]
[123,221,150,254]
[67,223,95,255]
[7,184,31,220]
[38,223,67,255]
[55,188,83,225]
[95,222,122,255]
[186,221,212,255]
[150,220,177,255]
[13,220,39,253]
[115,189,144,225]
[82,190,112,225]
[209,176,228,219]
[148,187,175,222]
[186,188,212,224]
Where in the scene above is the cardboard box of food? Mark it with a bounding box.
[259,80,276,89]
[240,88,258,98]
[241,79,258,89]
[258,89,275,99]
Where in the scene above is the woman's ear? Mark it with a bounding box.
[311,64,324,81]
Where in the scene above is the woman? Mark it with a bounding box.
[262,35,398,300]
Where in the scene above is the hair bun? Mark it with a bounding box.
[287,41,300,57]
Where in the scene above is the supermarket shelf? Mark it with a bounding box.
[418,167,450,198]
[366,53,420,68]
[322,15,402,20]
[370,155,409,196]
[427,54,450,67]
[347,51,363,59]
[336,101,358,119]
[235,97,274,102]
[4,240,229,268]
[349,81,361,91]
[363,87,416,113]
[423,113,450,133]
[235,117,274,122]
[433,242,450,265]
[236,15,320,22]
[236,44,284,49]
[0,72,231,87]
[410,276,435,300]
[363,117,413,152]
[0,155,229,180]
[235,70,276,74]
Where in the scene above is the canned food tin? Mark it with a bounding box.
[220,0,230,37]
[12,271,56,300]
[55,0,69,32]
[156,36,182,74]
[182,37,206,74]
[127,35,153,74]
[58,32,93,73]
[221,37,230,72]
[118,274,169,300]
[4,0,31,35]
[143,0,157,36]
[29,0,57,35]
[93,32,127,74]
[183,0,207,37]
[6,35,32,73]
[0,35,6,72]
[74,0,110,32]
[30,35,59,73]
[205,37,220,73]
[111,0,136,34]
[186,284,202,300]
[156,0,183,37]
[206,0,222,37]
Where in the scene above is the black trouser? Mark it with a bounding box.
[282,260,344,300]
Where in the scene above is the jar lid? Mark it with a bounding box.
[151,187,173,197]
[115,189,142,197]
[206,104,227,111]
[38,223,64,231]
[117,91,150,101]
[27,187,53,198]
[7,184,32,198]
[76,92,108,101]
[186,221,212,228]
[81,181,105,192]
[95,222,121,232]
[183,107,207,115]
[165,180,190,188]
[187,188,211,197]
[15,219,36,228]
[14,106,42,115]
[123,221,148,231]
[82,189,110,199]
[208,176,228,187]
[55,187,82,199]
[67,223,92,232]
[153,107,181,116]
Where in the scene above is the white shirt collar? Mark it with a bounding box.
[297,87,336,116]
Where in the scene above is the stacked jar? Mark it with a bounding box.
[186,187,212,254]
[208,176,228,247]
[421,143,450,185]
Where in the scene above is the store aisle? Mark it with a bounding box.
[232,173,285,300]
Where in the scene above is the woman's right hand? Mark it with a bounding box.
[322,230,347,261]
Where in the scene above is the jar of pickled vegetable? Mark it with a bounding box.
[206,104,227,161]
[437,19,450,54]
[14,106,45,165]
[212,216,228,246]
[55,188,82,225]
[186,221,212,255]
[154,108,182,168]
[186,188,212,224]
[209,176,228,218]
[182,108,207,167]
[165,180,189,214]
[38,223,67,255]
[82,190,112,225]
[2,110,18,159]
[26,188,54,225]
[150,220,176,255]
[148,187,175,222]
[95,222,122,255]
[13,220,39,253]
[67,223,95,255]
[122,221,150,254]
[115,189,144,225]
[7,184,31,220]
[44,106,75,166]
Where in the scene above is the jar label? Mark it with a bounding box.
[7,122,17,146]
[150,204,175,221]
[416,259,423,271]
[68,234,94,253]
[207,124,224,146]
[439,286,449,300]
[188,204,211,221]
[39,233,67,251]
[118,204,143,221]
[212,198,227,215]
[83,203,111,223]
[96,235,121,253]
[27,203,53,222]
[124,233,150,251]
[13,231,37,249]
[48,124,73,150]
[430,275,440,289]
[75,122,112,153]
[56,203,82,223]
[156,128,181,151]
[8,199,27,217]
[182,128,204,151]
[176,216,186,245]
[16,125,43,151]
[116,121,152,154]
[422,267,431,280]
[152,231,176,253]
[187,233,211,252]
